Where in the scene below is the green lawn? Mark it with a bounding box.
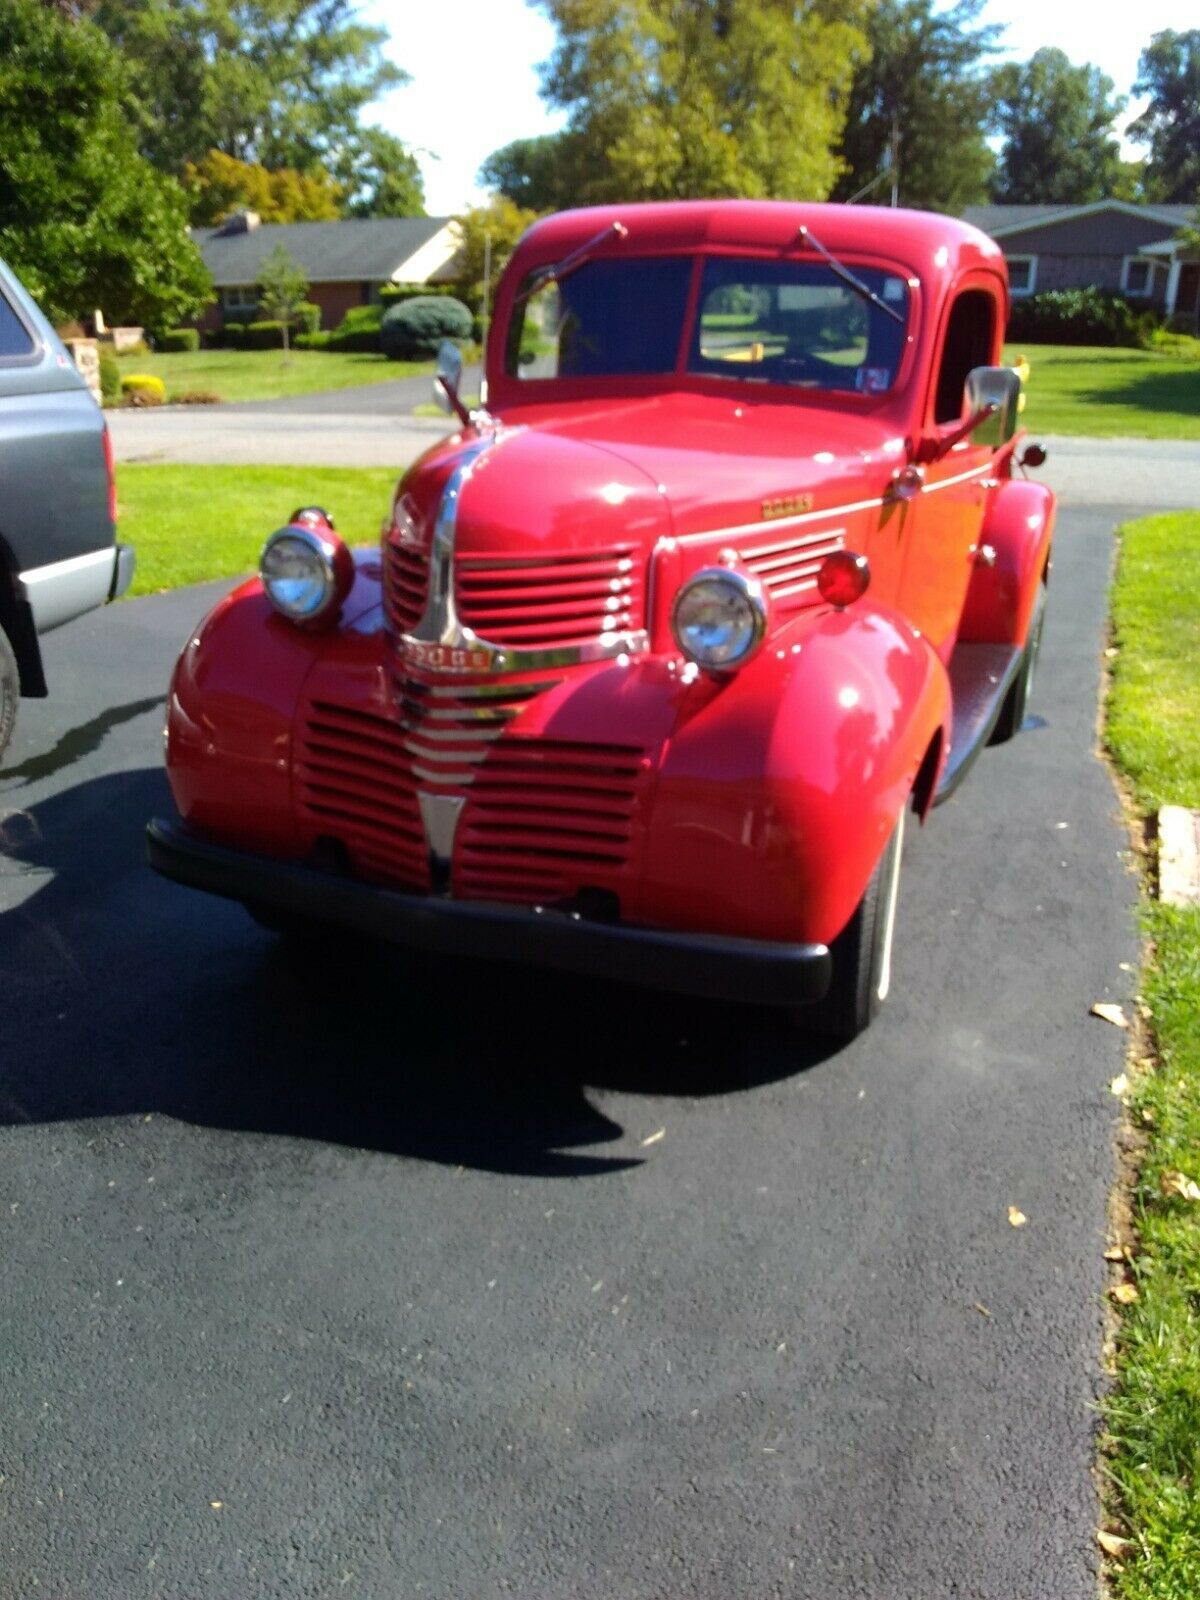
[118,464,397,595]
[1003,344,1200,441]
[1103,510,1200,1597]
[117,347,433,405]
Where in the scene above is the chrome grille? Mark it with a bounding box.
[382,535,427,632]
[739,525,845,607]
[454,546,642,648]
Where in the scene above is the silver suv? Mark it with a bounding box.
[0,256,134,757]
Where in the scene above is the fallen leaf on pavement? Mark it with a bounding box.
[1110,1283,1139,1305]
[209,1500,223,1510]
[1103,1244,1127,1262]
[973,1302,992,1317]
[1109,1073,1130,1097]
[1097,1530,1132,1558]
[1160,1171,1200,1202]
[1007,1206,1027,1228]
[1090,1002,1128,1028]
[641,1128,665,1147]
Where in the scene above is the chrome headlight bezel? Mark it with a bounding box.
[670,566,769,672]
[260,523,351,625]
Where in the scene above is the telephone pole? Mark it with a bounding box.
[889,112,901,207]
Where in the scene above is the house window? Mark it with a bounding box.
[1006,255,1037,297]
[222,285,259,312]
[1122,257,1156,297]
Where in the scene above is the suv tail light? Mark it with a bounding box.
[102,420,117,526]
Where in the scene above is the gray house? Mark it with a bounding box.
[192,213,463,333]
[962,201,1197,323]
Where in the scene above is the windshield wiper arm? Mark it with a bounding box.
[513,220,629,305]
[795,224,905,325]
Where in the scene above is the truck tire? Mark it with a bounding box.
[0,624,19,761]
[806,807,905,1043]
[991,583,1046,745]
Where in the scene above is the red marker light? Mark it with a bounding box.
[817,550,870,609]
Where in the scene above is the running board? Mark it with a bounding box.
[934,643,1022,806]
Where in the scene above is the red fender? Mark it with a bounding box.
[166,555,384,852]
[639,605,949,946]
[958,477,1055,647]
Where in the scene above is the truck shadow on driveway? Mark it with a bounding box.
[1,769,834,1176]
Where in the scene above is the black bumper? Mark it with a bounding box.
[146,819,831,1008]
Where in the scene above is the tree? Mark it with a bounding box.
[536,0,871,204]
[1128,30,1200,204]
[90,0,407,178]
[833,0,1000,212]
[339,127,426,218]
[989,49,1125,203]
[478,134,580,213]
[185,150,342,225]
[0,0,210,328]
[256,246,309,362]
[455,197,540,314]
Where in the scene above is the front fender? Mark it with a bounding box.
[166,554,384,852]
[959,477,1055,647]
[640,605,949,945]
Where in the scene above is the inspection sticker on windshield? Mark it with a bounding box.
[858,367,891,394]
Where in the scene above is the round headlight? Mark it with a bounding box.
[671,567,768,671]
[260,524,351,624]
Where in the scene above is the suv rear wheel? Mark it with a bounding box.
[0,624,19,760]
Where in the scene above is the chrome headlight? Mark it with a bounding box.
[671,567,768,671]
[260,520,351,624]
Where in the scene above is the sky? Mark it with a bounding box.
[361,0,1193,216]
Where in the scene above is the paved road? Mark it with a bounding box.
[1,505,1136,1597]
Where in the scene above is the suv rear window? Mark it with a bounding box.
[0,290,35,359]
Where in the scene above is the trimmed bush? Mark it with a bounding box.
[294,330,332,350]
[1007,288,1160,349]
[99,347,121,406]
[380,296,473,360]
[378,282,457,307]
[158,327,200,353]
[220,323,245,347]
[325,304,384,352]
[121,373,166,405]
[295,301,321,335]
[243,319,287,349]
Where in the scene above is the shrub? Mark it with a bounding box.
[220,323,245,347]
[295,301,321,335]
[243,319,287,349]
[158,327,200,353]
[121,373,166,405]
[380,296,473,360]
[378,282,456,306]
[99,347,121,406]
[293,330,332,350]
[325,304,384,352]
[1007,288,1160,348]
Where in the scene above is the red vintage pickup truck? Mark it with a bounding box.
[148,201,1054,1040]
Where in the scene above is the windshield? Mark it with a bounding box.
[506,254,911,393]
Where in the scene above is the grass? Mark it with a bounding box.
[117,465,398,595]
[117,347,432,404]
[1003,343,1200,441]
[1103,509,1200,1597]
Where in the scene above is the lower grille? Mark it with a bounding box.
[740,526,845,608]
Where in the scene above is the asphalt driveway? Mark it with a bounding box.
[0,504,1136,1597]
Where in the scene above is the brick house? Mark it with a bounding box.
[191,213,463,335]
[962,201,1197,324]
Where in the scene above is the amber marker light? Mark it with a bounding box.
[817,550,870,610]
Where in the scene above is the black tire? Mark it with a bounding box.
[0,624,19,762]
[806,807,905,1043]
[990,583,1046,745]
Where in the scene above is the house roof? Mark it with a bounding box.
[962,201,1192,240]
[192,216,456,286]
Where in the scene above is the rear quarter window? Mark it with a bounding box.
[0,289,36,360]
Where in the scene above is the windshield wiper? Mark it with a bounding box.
[795,224,905,326]
[513,220,629,305]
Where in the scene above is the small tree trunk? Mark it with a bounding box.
[282,317,291,368]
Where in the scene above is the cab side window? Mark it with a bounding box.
[933,290,995,423]
[0,289,35,360]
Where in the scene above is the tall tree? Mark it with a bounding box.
[536,0,872,204]
[455,197,540,311]
[0,0,210,328]
[989,49,1125,203]
[833,0,1000,212]
[1128,30,1200,204]
[339,128,426,218]
[185,150,343,224]
[91,0,407,178]
[478,134,579,213]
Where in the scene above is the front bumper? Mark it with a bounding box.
[146,819,831,1008]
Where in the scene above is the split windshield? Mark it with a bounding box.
[506,254,911,394]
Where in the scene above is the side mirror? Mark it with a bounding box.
[432,339,464,416]
[963,366,1021,448]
